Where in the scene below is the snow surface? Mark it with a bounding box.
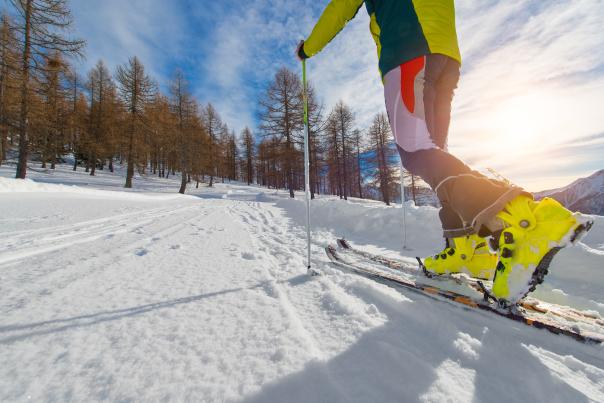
[1,162,604,402]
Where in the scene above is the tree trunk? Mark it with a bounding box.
[340,119,348,200]
[90,152,96,175]
[125,126,134,188]
[16,0,32,179]
[0,128,6,164]
[178,172,186,194]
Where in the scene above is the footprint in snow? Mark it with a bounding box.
[135,248,149,256]
[241,252,256,260]
[170,244,181,250]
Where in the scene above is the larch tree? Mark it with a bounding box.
[116,56,155,188]
[65,69,84,171]
[38,53,70,169]
[86,60,117,175]
[259,67,303,198]
[367,112,397,205]
[202,103,222,187]
[331,101,354,200]
[0,13,19,164]
[169,69,195,194]
[351,128,365,199]
[225,129,238,182]
[301,83,323,199]
[9,0,84,179]
[146,94,173,178]
[241,127,255,185]
[325,113,342,197]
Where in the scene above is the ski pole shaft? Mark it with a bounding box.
[302,59,312,269]
[400,163,407,249]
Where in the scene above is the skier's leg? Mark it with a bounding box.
[384,55,526,238]
[385,55,499,278]
[423,54,455,150]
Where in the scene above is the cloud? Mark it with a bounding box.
[70,0,192,87]
[449,0,604,189]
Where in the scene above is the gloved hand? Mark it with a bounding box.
[296,40,308,61]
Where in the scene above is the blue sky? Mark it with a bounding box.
[20,0,604,190]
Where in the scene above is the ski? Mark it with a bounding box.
[336,238,487,292]
[325,244,604,345]
[336,238,603,326]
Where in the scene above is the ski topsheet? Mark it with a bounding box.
[325,242,604,345]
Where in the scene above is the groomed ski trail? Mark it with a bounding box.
[1,178,603,402]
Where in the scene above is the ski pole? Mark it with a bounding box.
[302,59,312,271]
[400,163,408,249]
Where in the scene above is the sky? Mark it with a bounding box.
[15,0,604,191]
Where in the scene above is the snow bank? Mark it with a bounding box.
[277,197,443,257]
[0,177,186,201]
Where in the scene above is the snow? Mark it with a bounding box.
[1,162,603,402]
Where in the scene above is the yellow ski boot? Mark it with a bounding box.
[423,234,497,280]
[491,195,593,305]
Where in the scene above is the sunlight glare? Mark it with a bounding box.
[491,93,548,155]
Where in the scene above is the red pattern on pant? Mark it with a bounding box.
[400,56,425,114]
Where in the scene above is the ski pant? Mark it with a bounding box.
[383,54,527,238]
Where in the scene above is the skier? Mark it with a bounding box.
[297,0,592,305]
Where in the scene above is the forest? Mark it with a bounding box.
[0,0,428,204]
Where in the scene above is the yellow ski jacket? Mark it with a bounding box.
[303,0,461,77]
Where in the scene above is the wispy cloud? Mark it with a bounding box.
[70,0,193,84]
[449,0,604,189]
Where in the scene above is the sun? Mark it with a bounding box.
[491,93,546,155]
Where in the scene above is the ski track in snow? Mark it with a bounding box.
[1,165,604,402]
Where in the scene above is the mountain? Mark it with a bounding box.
[535,169,604,215]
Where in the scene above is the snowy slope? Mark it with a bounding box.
[536,169,604,215]
[1,163,604,402]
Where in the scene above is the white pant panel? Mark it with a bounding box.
[383,66,438,153]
